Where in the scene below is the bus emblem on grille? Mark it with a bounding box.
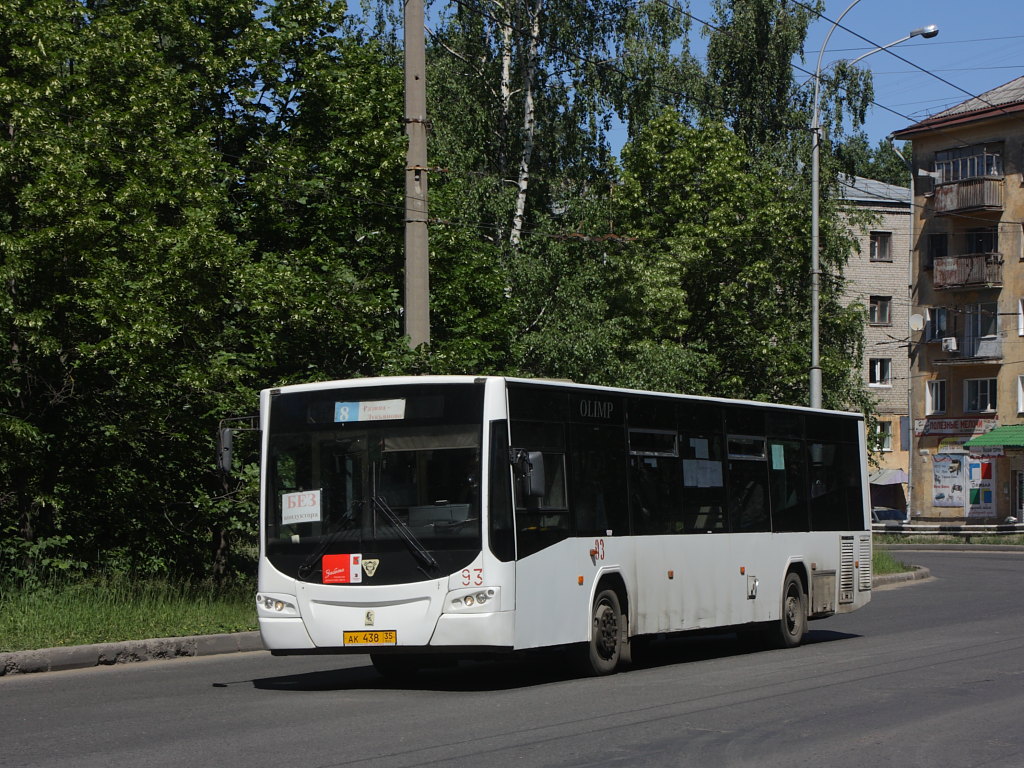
[365,610,375,626]
[363,559,380,577]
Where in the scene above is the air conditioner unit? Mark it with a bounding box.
[941,337,958,353]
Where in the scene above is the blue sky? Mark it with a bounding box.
[599,0,1024,155]
[796,0,1024,145]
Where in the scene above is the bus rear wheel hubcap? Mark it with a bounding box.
[595,605,618,658]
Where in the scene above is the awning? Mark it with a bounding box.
[868,468,909,485]
[964,424,1024,448]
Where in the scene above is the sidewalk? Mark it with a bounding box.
[1,631,264,677]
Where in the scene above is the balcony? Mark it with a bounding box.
[932,334,1002,364]
[933,253,1003,290]
[934,177,1004,215]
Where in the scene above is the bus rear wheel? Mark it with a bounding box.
[772,572,807,649]
[577,588,623,676]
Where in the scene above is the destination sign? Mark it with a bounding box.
[334,399,406,423]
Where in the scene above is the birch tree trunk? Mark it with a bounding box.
[509,0,541,248]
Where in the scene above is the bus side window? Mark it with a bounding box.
[769,440,810,532]
[513,451,570,558]
[489,421,515,562]
[573,424,628,537]
[680,433,726,532]
[809,442,859,530]
[626,427,679,535]
[630,455,685,534]
[727,436,770,533]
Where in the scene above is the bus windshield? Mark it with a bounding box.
[264,384,485,584]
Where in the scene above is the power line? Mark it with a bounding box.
[789,0,1017,121]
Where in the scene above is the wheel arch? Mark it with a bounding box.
[784,559,809,607]
[592,569,630,630]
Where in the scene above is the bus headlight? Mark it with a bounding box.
[444,587,500,613]
[256,593,299,617]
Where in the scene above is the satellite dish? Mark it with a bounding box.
[909,314,925,332]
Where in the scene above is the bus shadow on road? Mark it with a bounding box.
[627,628,859,669]
[249,654,581,693]
[248,629,861,693]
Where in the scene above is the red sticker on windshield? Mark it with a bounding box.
[323,554,362,583]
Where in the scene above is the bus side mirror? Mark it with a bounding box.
[511,449,545,499]
[217,428,234,474]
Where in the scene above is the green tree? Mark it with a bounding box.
[419,0,706,384]
[611,112,866,408]
[703,0,819,151]
[835,132,912,187]
[0,0,410,580]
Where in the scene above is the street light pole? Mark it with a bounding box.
[808,1,937,408]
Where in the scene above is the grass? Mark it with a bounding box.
[872,548,915,576]
[0,574,257,654]
[2,546,920,654]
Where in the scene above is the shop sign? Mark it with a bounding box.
[915,418,998,437]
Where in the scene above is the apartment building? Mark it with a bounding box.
[840,176,912,513]
[893,76,1024,523]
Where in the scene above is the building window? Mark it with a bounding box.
[926,233,948,270]
[875,421,893,452]
[965,378,997,413]
[927,380,947,415]
[1018,376,1024,415]
[870,231,892,262]
[869,358,892,387]
[966,227,998,255]
[927,306,950,341]
[869,296,892,325]
[964,302,998,356]
[934,144,1003,182]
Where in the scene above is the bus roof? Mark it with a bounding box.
[262,375,864,421]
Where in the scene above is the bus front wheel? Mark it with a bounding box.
[577,588,623,676]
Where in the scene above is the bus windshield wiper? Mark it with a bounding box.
[371,494,439,573]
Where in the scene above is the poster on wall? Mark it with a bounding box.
[967,458,996,518]
[932,453,966,508]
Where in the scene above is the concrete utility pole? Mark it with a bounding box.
[404,0,430,348]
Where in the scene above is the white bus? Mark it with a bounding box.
[256,376,871,676]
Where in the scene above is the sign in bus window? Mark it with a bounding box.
[281,490,322,525]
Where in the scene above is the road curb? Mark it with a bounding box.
[2,565,939,676]
[873,566,931,586]
[876,543,1024,553]
[1,631,264,677]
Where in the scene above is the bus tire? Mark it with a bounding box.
[773,572,807,649]
[578,588,623,676]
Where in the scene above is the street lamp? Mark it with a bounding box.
[808,2,938,408]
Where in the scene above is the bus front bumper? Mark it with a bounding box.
[258,610,516,652]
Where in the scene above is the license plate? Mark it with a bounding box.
[343,630,397,646]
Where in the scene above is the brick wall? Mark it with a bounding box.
[843,203,912,415]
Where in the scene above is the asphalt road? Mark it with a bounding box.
[2,550,1022,768]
